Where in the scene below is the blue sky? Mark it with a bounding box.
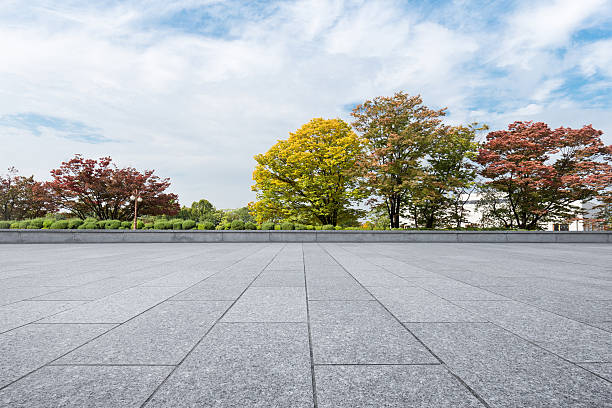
[1,0,611,208]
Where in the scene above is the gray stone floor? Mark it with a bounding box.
[0,242,611,407]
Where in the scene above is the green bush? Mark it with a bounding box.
[97,220,108,229]
[144,222,154,230]
[198,221,215,230]
[42,218,55,228]
[172,219,183,230]
[216,222,231,230]
[17,220,30,229]
[294,223,306,230]
[10,222,19,229]
[280,222,294,230]
[321,224,335,230]
[261,222,275,230]
[230,220,245,230]
[136,220,144,229]
[121,221,132,229]
[306,225,315,230]
[50,220,69,229]
[27,218,44,229]
[182,219,197,230]
[153,220,167,230]
[244,221,257,230]
[0,221,11,229]
[78,222,97,229]
[68,219,83,229]
[105,220,121,229]
[335,226,343,230]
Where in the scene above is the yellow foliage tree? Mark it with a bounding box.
[251,118,365,226]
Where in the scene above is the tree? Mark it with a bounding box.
[251,118,365,226]
[407,124,484,228]
[0,167,58,220]
[49,155,179,220]
[477,121,612,230]
[178,199,221,224]
[352,92,446,228]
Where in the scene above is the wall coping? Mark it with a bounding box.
[1,229,610,243]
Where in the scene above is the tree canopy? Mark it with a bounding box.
[251,118,365,226]
[49,155,179,220]
[477,121,612,229]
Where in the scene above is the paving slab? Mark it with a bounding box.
[456,300,612,362]
[56,301,231,365]
[315,365,484,408]
[0,365,172,408]
[1,242,611,408]
[407,322,612,407]
[309,301,437,364]
[144,323,313,408]
[0,300,85,333]
[40,286,182,323]
[0,323,114,388]
[370,286,487,322]
[222,287,307,322]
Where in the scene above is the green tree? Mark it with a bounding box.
[352,92,446,228]
[251,118,365,226]
[407,124,484,228]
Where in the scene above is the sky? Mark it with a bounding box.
[1,0,611,208]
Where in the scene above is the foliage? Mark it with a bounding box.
[252,118,366,226]
[105,220,121,229]
[49,220,69,229]
[49,155,179,220]
[405,124,484,228]
[178,199,222,225]
[198,221,215,230]
[352,92,446,228]
[230,219,245,230]
[321,224,335,230]
[68,219,84,229]
[294,223,307,230]
[182,219,196,230]
[0,221,11,229]
[279,221,294,230]
[172,219,183,230]
[261,222,275,230]
[0,167,58,220]
[244,221,257,230]
[477,121,612,230]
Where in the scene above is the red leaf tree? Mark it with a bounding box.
[49,155,179,220]
[477,121,612,229]
[0,167,58,220]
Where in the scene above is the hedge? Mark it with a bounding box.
[182,219,196,230]
[68,219,83,229]
[280,222,294,230]
[230,220,245,230]
[49,220,69,229]
[244,221,257,230]
[0,221,11,229]
[261,222,275,230]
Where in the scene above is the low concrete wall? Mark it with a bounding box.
[0,229,611,243]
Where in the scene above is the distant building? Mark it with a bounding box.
[399,193,606,231]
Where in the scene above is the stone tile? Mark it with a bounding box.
[0,365,171,407]
[145,323,313,408]
[139,268,216,288]
[370,287,487,322]
[407,322,612,407]
[315,365,484,408]
[0,323,114,387]
[222,287,307,322]
[252,271,305,287]
[0,286,66,306]
[56,301,231,365]
[172,280,248,300]
[306,279,373,300]
[40,286,181,324]
[579,363,612,382]
[31,278,140,301]
[0,300,85,333]
[309,301,436,364]
[412,278,508,300]
[456,300,612,362]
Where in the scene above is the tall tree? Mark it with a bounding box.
[477,121,612,230]
[49,155,180,220]
[351,92,446,228]
[407,124,484,228]
[0,167,58,220]
[251,118,365,226]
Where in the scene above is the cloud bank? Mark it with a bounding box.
[1,0,611,207]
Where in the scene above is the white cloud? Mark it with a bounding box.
[0,0,610,208]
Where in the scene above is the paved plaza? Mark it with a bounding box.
[0,242,611,407]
